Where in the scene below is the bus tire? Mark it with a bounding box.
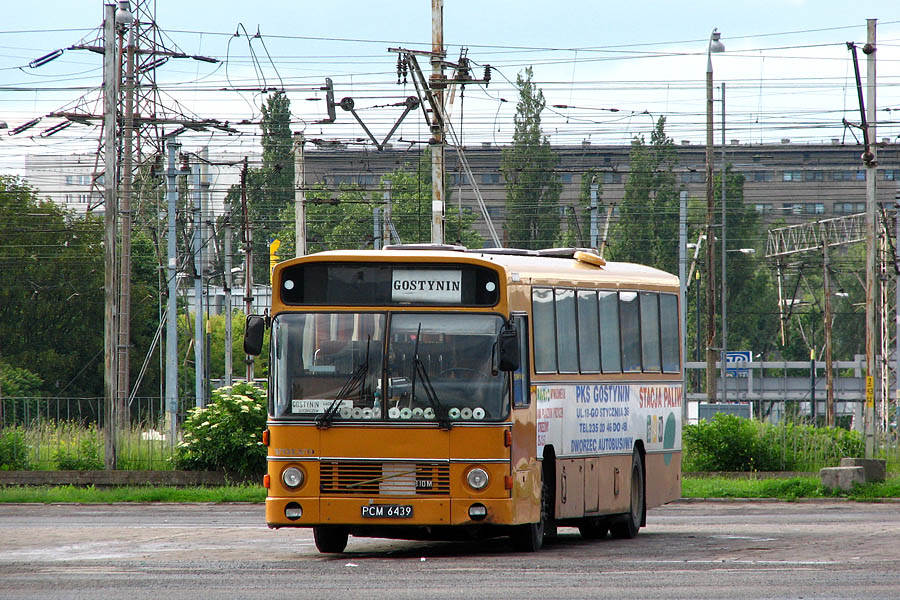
[510,467,552,552]
[610,449,644,540]
[313,526,349,553]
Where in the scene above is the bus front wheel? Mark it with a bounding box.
[511,468,552,552]
[313,526,349,553]
[610,449,644,539]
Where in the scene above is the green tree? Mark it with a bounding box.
[608,117,679,273]
[500,67,561,249]
[714,167,780,359]
[0,176,104,398]
[228,91,294,281]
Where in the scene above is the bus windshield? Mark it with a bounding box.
[271,312,509,422]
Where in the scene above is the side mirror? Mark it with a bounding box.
[244,315,266,356]
[496,325,520,372]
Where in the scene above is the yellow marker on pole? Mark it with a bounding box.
[865,375,874,408]
[269,239,281,284]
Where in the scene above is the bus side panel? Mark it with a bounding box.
[592,454,632,517]
[644,450,682,508]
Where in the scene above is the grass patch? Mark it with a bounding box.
[682,475,900,501]
[0,484,265,503]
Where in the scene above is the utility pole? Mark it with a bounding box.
[864,18,877,457]
[705,48,718,403]
[117,11,135,431]
[823,242,834,426]
[384,181,392,247]
[164,137,184,445]
[294,134,306,257]
[241,158,254,382]
[224,219,233,387]
[720,82,727,403]
[590,180,599,249]
[679,190,688,423]
[430,0,445,245]
[192,157,204,408]
[102,2,119,470]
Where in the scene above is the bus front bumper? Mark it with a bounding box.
[266,496,515,528]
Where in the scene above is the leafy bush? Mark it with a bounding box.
[172,382,267,481]
[683,414,778,471]
[683,413,864,472]
[0,427,31,471]
[53,432,104,470]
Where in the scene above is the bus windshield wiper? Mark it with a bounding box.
[410,324,452,430]
[316,337,370,429]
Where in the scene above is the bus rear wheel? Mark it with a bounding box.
[313,526,349,553]
[610,449,644,540]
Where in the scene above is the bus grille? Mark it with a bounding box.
[319,461,450,496]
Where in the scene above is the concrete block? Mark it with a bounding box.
[819,466,866,492]
[839,458,886,483]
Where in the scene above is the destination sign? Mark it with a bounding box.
[391,269,462,303]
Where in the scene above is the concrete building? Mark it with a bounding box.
[24,140,899,242]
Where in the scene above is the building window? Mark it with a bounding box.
[803,203,825,214]
[753,171,774,182]
[480,173,501,185]
[602,172,621,184]
[755,203,772,213]
[835,202,865,214]
[680,172,703,183]
[884,169,897,181]
[782,203,802,214]
[560,173,573,184]
[804,171,825,182]
[783,171,803,182]
[65,175,74,185]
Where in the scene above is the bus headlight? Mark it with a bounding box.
[282,466,305,489]
[466,467,489,491]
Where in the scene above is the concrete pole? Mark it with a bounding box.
[294,134,306,257]
[705,46,718,402]
[224,220,233,387]
[373,207,382,250]
[864,18,877,457]
[192,159,204,408]
[165,139,180,445]
[590,180,599,250]
[241,158,254,382]
[720,82,727,403]
[117,19,135,429]
[430,0,445,244]
[102,3,119,469]
[824,241,834,426]
[383,181,392,246]
[679,190,688,423]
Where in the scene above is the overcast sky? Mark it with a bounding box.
[1,1,898,172]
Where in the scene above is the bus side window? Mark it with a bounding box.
[512,314,530,408]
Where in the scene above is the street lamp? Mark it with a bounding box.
[705,28,724,402]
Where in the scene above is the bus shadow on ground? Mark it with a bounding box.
[331,529,618,559]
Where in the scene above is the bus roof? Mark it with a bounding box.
[288,247,679,290]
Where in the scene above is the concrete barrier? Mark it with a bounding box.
[819,466,866,492]
[839,458,886,483]
[0,470,230,487]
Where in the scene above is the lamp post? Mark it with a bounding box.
[705,28,724,402]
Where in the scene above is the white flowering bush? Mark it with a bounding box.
[172,382,267,480]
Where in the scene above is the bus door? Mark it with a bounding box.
[510,313,539,522]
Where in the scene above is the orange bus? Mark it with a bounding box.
[245,245,682,552]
